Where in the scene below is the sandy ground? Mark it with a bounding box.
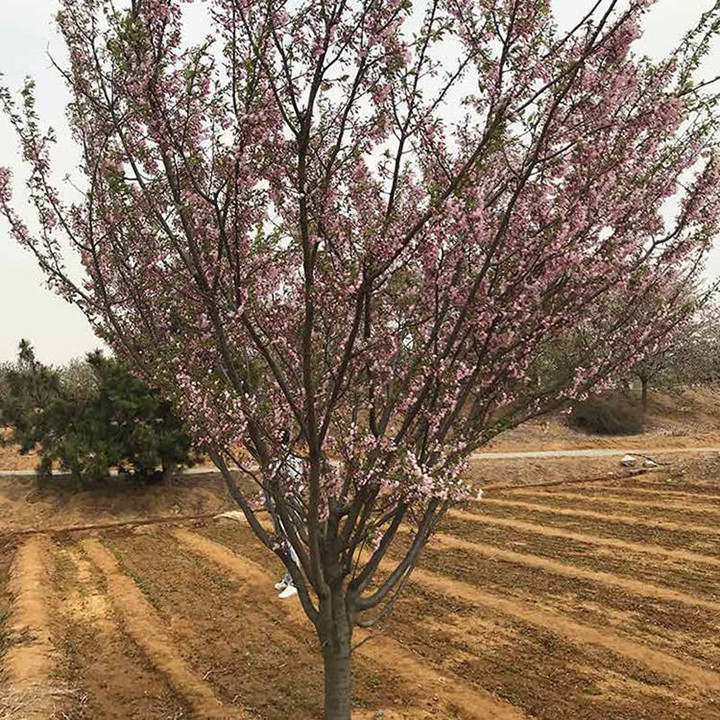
[485,386,720,452]
[0,460,719,718]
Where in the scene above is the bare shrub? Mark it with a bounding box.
[568,394,645,436]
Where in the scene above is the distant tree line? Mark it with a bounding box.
[0,341,197,483]
[568,295,720,436]
[630,305,720,407]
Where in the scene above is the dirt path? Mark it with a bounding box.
[2,536,60,719]
[399,563,720,693]
[478,498,720,535]
[1,443,718,478]
[82,537,245,720]
[433,533,720,614]
[63,546,116,633]
[448,508,720,568]
[172,528,527,720]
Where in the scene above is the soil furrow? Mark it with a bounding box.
[399,562,720,692]
[199,520,719,720]
[2,535,60,719]
[0,538,13,667]
[172,527,527,720]
[600,480,720,498]
[105,525,472,719]
[102,529,332,720]
[458,503,720,553]
[481,468,651,491]
[409,542,720,670]
[598,488,720,506]
[479,498,720,535]
[440,513,720,601]
[433,533,720,613]
[213,515,720,669]
[447,509,720,567]
[82,536,244,719]
[48,540,190,719]
[506,489,720,516]
[0,511,224,540]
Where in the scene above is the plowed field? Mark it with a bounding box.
[1,470,719,719]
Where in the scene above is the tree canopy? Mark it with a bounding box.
[0,343,195,482]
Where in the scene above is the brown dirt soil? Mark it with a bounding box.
[174,526,523,720]
[485,385,720,452]
[196,517,720,720]
[0,538,17,717]
[2,444,720,716]
[408,543,720,672]
[83,536,242,719]
[0,536,67,719]
[0,462,659,537]
[509,487,720,514]
[464,457,647,489]
[98,524,487,720]
[443,510,720,596]
[0,537,14,650]
[494,492,720,529]
[530,483,720,506]
[458,494,720,556]
[47,537,192,719]
[480,497,720,536]
[433,532,720,613]
[0,441,38,473]
[0,472,235,535]
[101,528,328,720]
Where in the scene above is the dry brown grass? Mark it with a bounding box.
[0,684,79,720]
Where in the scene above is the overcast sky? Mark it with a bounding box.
[1,0,719,365]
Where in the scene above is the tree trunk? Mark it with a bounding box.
[162,459,177,483]
[319,590,353,720]
[640,377,649,412]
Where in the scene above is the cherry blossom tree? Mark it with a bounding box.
[629,282,702,408]
[2,0,720,716]
[632,296,720,402]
